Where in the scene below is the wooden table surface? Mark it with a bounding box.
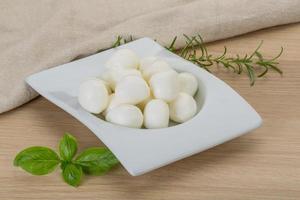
[1,23,300,200]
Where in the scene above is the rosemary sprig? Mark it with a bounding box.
[113,34,283,86]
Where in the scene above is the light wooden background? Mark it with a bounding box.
[1,23,300,200]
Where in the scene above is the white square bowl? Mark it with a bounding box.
[26,38,262,176]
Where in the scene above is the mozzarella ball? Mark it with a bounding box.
[105,49,139,70]
[169,93,197,123]
[105,104,143,128]
[178,72,198,96]
[115,76,150,104]
[142,60,172,81]
[149,70,180,102]
[139,56,158,72]
[144,99,169,129]
[78,79,109,114]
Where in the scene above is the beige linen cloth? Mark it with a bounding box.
[1,0,300,113]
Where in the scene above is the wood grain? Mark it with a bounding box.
[1,23,300,200]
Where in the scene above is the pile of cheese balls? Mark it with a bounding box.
[78,49,199,129]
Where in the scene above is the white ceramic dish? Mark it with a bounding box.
[26,38,262,176]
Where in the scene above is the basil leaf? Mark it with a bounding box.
[59,133,77,161]
[75,147,119,175]
[62,163,82,187]
[14,146,60,175]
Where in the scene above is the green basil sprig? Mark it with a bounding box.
[14,133,119,187]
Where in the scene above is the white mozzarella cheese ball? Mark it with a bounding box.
[169,93,197,123]
[139,56,158,72]
[149,70,180,102]
[105,49,139,70]
[115,76,150,105]
[78,79,109,114]
[178,72,198,96]
[143,99,169,129]
[142,60,172,81]
[105,104,143,128]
